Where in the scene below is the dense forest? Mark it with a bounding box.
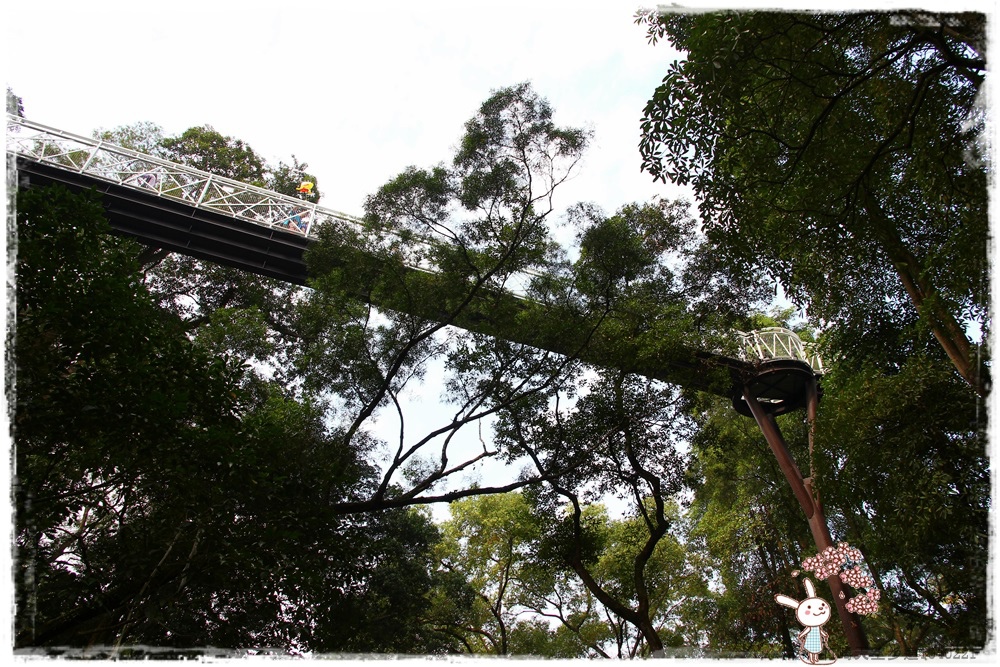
[8,10,989,658]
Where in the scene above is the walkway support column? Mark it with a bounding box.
[743,380,869,655]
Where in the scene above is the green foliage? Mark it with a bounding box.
[298,83,610,514]
[489,369,705,657]
[12,185,445,653]
[430,493,545,655]
[7,86,25,117]
[636,10,989,393]
[430,491,709,658]
[453,82,588,214]
[144,253,299,370]
[161,125,268,185]
[563,199,744,392]
[683,391,814,657]
[93,121,167,156]
[816,355,988,653]
[308,90,742,400]
[267,155,321,202]
[680,334,989,655]
[572,201,683,296]
[633,11,989,653]
[591,501,711,650]
[360,83,585,283]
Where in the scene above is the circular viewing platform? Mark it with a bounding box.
[731,327,823,417]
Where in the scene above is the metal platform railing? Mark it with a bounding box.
[7,114,363,240]
[736,327,823,374]
[7,114,773,395]
[7,115,556,296]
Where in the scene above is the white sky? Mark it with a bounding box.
[6,0,986,225]
[3,0,695,217]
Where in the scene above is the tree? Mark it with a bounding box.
[93,122,167,156]
[682,387,824,658]
[679,307,989,656]
[430,492,709,659]
[13,84,611,652]
[420,194,745,658]
[492,368,697,657]
[815,353,989,653]
[160,125,268,185]
[7,86,25,117]
[586,501,712,656]
[636,10,989,396]
[430,492,544,655]
[91,121,320,376]
[12,184,449,653]
[297,83,597,514]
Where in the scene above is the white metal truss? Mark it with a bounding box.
[736,327,824,374]
[8,115,804,391]
[6,115,545,293]
[6,114,363,240]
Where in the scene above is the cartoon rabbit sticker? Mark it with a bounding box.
[776,578,836,664]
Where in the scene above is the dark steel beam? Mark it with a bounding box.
[16,157,311,285]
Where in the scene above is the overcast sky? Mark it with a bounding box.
[3,0,700,218]
[7,0,984,214]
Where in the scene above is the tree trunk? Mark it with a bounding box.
[862,187,988,397]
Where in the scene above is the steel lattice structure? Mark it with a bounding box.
[9,113,818,399]
[737,327,823,374]
[6,115,361,239]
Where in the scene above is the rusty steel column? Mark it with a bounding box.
[743,384,869,655]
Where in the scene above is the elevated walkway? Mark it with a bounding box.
[8,116,363,283]
[9,114,779,398]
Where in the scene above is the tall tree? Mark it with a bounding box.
[680,308,989,656]
[12,184,448,654]
[431,492,708,659]
[815,353,989,653]
[493,368,696,657]
[7,86,25,117]
[93,122,167,157]
[160,125,268,185]
[683,388,824,658]
[431,492,544,655]
[636,10,989,396]
[297,83,597,514]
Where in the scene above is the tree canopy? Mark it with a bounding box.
[635,10,989,396]
[12,183,457,653]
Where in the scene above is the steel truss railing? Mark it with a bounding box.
[6,115,781,394]
[736,327,824,374]
[7,115,549,295]
[6,114,363,240]
[5,118,828,370]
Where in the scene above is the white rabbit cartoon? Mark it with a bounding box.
[775,578,837,665]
